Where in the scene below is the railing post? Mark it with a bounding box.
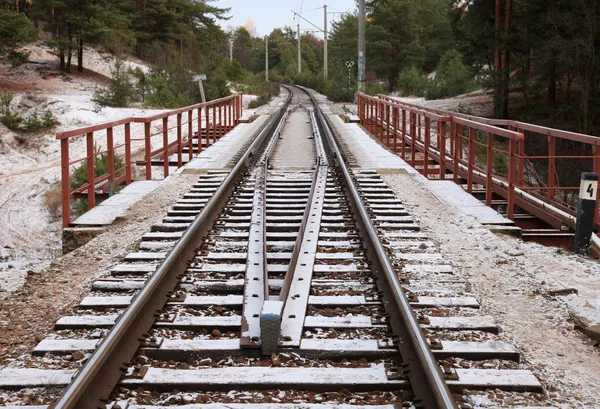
[508,139,516,220]
[107,127,115,196]
[144,122,152,180]
[401,109,406,160]
[162,117,169,177]
[212,104,216,145]
[410,112,417,166]
[518,138,525,185]
[177,112,183,168]
[188,110,194,161]
[61,138,70,228]
[467,127,475,193]
[205,106,210,149]
[439,120,446,180]
[217,103,222,140]
[229,100,233,131]
[125,123,132,185]
[424,117,431,177]
[370,99,374,133]
[393,106,398,153]
[386,103,391,147]
[453,122,462,184]
[86,131,95,210]
[548,135,556,202]
[486,132,494,207]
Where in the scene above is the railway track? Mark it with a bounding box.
[0,86,548,409]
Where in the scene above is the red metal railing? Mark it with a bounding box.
[57,93,243,228]
[359,92,600,229]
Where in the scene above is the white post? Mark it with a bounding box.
[229,39,233,61]
[265,36,269,82]
[324,4,328,80]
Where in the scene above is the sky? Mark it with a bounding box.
[217,0,357,38]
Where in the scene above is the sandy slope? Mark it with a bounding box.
[0,44,163,295]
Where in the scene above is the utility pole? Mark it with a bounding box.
[358,0,366,92]
[265,36,269,82]
[324,4,328,80]
[229,38,233,62]
[297,23,302,74]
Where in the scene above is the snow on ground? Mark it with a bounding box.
[0,42,278,299]
[383,172,600,407]
[0,43,174,297]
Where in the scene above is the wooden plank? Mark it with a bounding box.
[411,296,479,308]
[449,369,542,392]
[0,368,75,388]
[424,316,499,333]
[111,264,157,275]
[119,366,407,390]
[435,341,520,361]
[33,339,99,355]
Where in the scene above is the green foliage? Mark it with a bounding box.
[145,71,193,108]
[203,72,232,101]
[0,91,56,134]
[397,66,429,97]
[224,59,246,83]
[0,91,21,131]
[0,9,37,54]
[248,96,271,109]
[427,50,474,99]
[70,149,126,191]
[70,148,126,217]
[7,50,30,67]
[92,59,136,108]
[22,111,57,132]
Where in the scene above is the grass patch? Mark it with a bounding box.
[0,91,57,137]
[44,182,62,219]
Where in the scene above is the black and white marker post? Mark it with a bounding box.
[574,172,599,255]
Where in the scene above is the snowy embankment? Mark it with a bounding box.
[0,43,258,296]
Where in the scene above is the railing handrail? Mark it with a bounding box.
[374,93,600,145]
[56,118,135,140]
[58,93,244,228]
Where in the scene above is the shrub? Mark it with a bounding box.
[365,82,386,96]
[0,91,56,134]
[203,72,232,101]
[397,66,429,97]
[427,50,473,99]
[7,50,29,67]
[70,149,126,217]
[0,91,21,131]
[23,110,57,132]
[92,58,137,108]
[145,72,193,108]
[44,182,62,219]
[248,96,271,109]
[70,150,126,191]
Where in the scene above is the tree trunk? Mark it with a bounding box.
[66,24,72,74]
[78,36,84,72]
[501,0,512,118]
[547,0,557,106]
[494,0,502,117]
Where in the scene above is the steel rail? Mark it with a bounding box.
[50,88,293,409]
[296,86,457,409]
